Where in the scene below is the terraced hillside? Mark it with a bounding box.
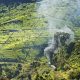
[0,1,80,80]
[0,2,48,79]
[0,2,48,60]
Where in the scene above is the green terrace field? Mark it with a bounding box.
[0,2,80,80]
[0,3,49,61]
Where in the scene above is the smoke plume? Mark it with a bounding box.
[37,0,78,69]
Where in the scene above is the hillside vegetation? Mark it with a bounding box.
[0,1,80,80]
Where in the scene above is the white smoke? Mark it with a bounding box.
[38,0,76,44]
[37,0,78,68]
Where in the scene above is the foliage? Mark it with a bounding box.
[0,1,80,80]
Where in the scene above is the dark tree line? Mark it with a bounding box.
[0,0,41,6]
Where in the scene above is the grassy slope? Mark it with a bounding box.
[0,2,80,80]
[0,3,48,59]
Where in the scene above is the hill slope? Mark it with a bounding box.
[0,1,80,80]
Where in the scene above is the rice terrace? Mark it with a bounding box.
[0,0,80,80]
